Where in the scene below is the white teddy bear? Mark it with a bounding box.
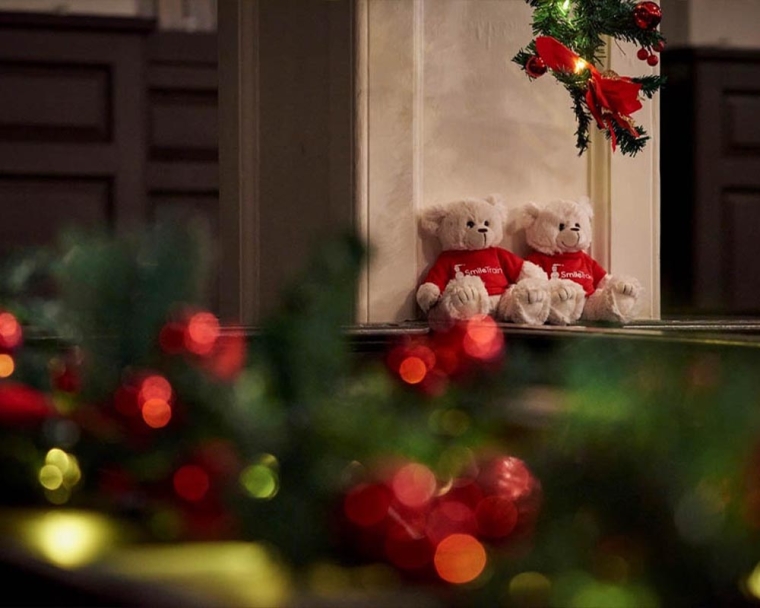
[416,195,551,331]
[508,196,641,325]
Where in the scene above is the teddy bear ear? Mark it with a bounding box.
[484,193,508,221]
[505,202,541,234]
[484,193,505,207]
[577,195,594,219]
[419,205,448,237]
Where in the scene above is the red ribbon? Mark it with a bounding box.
[534,36,643,151]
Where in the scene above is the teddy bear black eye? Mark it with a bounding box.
[466,221,475,228]
[559,223,566,231]
[484,221,490,227]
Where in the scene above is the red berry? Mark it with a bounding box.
[647,53,659,66]
[637,47,649,61]
[653,39,666,52]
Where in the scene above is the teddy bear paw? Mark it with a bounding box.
[498,280,551,325]
[548,279,585,325]
[440,275,490,320]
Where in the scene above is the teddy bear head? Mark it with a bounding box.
[509,197,594,256]
[419,195,507,251]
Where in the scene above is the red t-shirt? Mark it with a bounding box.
[527,250,607,296]
[422,247,525,296]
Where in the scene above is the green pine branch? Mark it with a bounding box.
[513,0,665,157]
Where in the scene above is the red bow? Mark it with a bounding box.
[534,36,643,151]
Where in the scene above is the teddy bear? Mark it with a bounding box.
[507,196,641,325]
[416,195,551,331]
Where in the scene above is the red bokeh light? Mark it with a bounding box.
[392,463,437,509]
[138,374,173,407]
[200,331,247,380]
[399,356,427,384]
[426,500,477,545]
[173,464,211,502]
[158,321,187,354]
[114,384,140,416]
[344,482,393,527]
[0,312,22,351]
[142,397,172,428]
[0,382,55,426]
[463,315,504,361]
[433,533,487,584]
[475,495,518,539]
[479,455,538,503]
[184,312,220,356]
[384,521,434,571]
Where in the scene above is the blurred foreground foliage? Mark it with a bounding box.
[1,220,760,607]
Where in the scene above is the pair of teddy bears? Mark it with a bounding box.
[416,195,641,331]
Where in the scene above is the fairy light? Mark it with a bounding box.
[138,374,172,407]
[185,311,220,355]
[142,398,172,428]
[463,316,504,361]
[240,454,280,500]
[399,356,427,384]
[433,533,487,584]
[0,311,22,350]
[28,511,121,568]
[0,353,14,378]
[39,448,82,504]
[574,57,589,73]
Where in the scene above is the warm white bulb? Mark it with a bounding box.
[574,58,588,73]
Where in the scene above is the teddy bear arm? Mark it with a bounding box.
[416,282,441,313]
[517,260,550,282]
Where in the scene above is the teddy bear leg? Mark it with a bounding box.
[428,275,491,331]
[497,278,551,325]
[547,279,586,325]
[582,278,640,324]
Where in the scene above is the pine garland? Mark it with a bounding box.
[514,0,666,156]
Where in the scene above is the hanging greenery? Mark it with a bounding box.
[513,0,667,156]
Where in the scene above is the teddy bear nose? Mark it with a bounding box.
[478,228,488,233]
[571,226,580,232]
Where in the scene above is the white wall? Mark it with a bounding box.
[0,0,217,31]
[661,0,760,49]
[357,0,660,323]
[0,0,146,16]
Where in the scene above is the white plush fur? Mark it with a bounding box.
[508,197,641,325]
[417,195,551,330]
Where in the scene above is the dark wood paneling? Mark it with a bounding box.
[0,17,150,237]
[0,14,221,308]
[149,90,218,161]
[0,61,111,142]
[0,176,110,252]
[145,31,218,198]
[723,189,760,313]
[662,48,760,316]
[723,91,760,154]
[146,30,219,309]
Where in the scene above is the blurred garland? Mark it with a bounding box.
[2,221,760,606]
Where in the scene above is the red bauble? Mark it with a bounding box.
[0,382,56,426]
[653,39,666,53]
[636,47,649,61]
[525,55,547,78]
[646,53,659,66]
[633,1,662,30]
